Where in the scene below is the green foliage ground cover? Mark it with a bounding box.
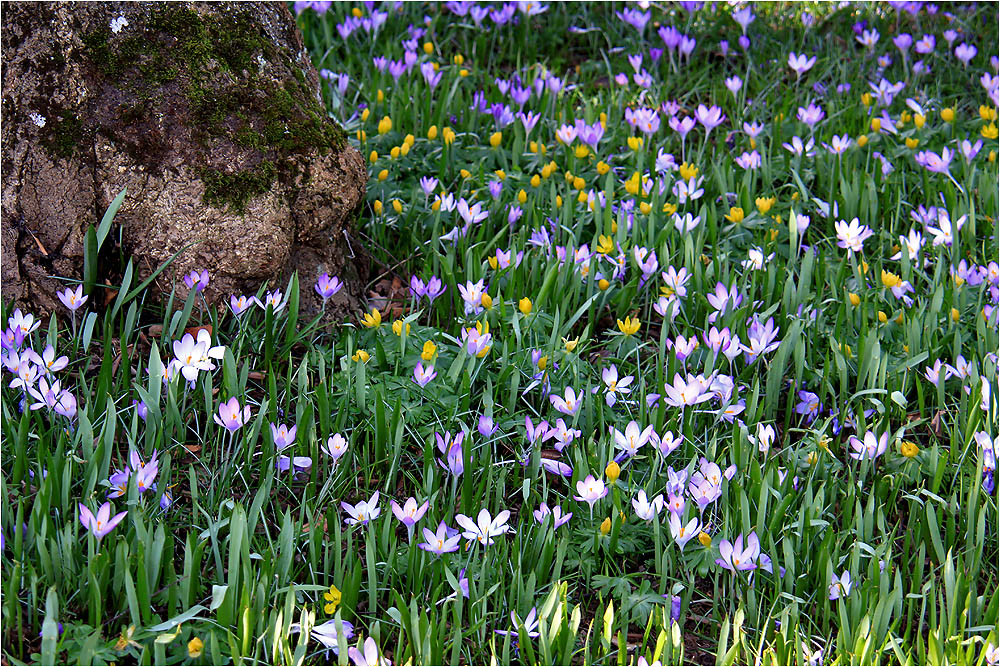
[2,1,999,664]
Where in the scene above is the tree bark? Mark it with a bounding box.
[1,1,368,318]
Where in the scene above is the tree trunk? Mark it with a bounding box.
[1,1,368,318]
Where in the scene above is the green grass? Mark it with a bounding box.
[2,1,998,665]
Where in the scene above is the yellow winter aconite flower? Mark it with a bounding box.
[494,169,506,180]
[562,336,579,353]
[361,107,371,122]
[806,451,818,465]
[356,129,366,141]
[900,441,920,458]
[378,115,392,134]
[617,316,640,335]
[361,308,382,328]
[861,92,872,107]
[392,199,402,214]
[905,137,919,149]
[848,292,861,307]
[639,201,652,214]
[755,196,775,214]
[530,174,541,187]
[980,105,998,121]
[878,310,888,323]
[352,349,370,363]
[951,307,960,322]
[574,144,590,159]
[519,297,532,315]
[605,461,620,484]
[678,162,699,181]
[624,172,641,195]
[377,169,388,181]
[982,123,999,140]
[556,195,563,207]
[489,131,502,147]
[459,68,469,77]
[390,146,401,159]
[596,160,610,175]
[423,41,433,54]
[188,637,204,659]
[421,340,437,361]
[940,107,955,123]
[536,355,548,371]
[881,270,901,289]
[572,176,585,190]
[443,127,456,144]
[913,113,926,128]
[392,320,410,336]
[698,531,712,547]
[481,293,493,309]
[351,7,362,17]
[596,235,615,255]
[598,278,610,291]
[857,134,869,147]
[427,125,438,140]
[518,189,527,204]
[870,117,882,133]
[373,200,383,214]
[662,202,677,215]
[399,143,410,156]
[724,207,745,223]
[369,150,378,163]
[599,517,612,536]
[323,584,342,614]
[459,169,471,179]
[627,136,643,150]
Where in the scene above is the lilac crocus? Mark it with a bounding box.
[214,397,251,432]
[270,422,297,450]
[57,285,88,311]
[418,521,461,555]
[229,294,260,316]
[954,43,977,67]
[716,532,760,571]
[787,52,816,78]
[315,273,343,300]
[455,508,510,546]
[390,497,429,528]
[323,433,349,462]
[829,571,852,599]
[848,430,889,461]
[574,474,608,508]
[183,269,210,292]
[533,502,572,529]
[341,491,381,526]
[695,104,725,132]
[79,502,127,539]
[413,363,437,387]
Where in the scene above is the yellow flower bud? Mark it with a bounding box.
[807,451,818,465]
[536,355,547,371]
[880,270,901,289]
[400,143,410,156]
[914,113,926,128]
[421,340,437,361]
[870,117,882,133]
[361,108,371,122]
[530,174,541,188]
[905,137,919,149]
[356,129,366,141]
[443,127,456,145]
[857,135,869,147]
[662,202,677,215]
[980,105,998,121]
[599,517,612,536]
[494,169,506,180]
[481,293,493,310]
[453,54,465,65]
[376,89,384,103]
[605,461,620,484]
[373,200,383,215]
[990,150,997,163]
[351,7,362,17]
[941,107,955,123]
[392,320,410,336]
[639,201,652,215]
[423,42,434,54]
[900,441,920,458]
[351,349,371,363]
[848,292,861,307]
[188,637,204,659]
[489,131,502,148]
[459,68,469,77]
[878,310,888,323]
[755,196,775,214]
[573,176,585,190]
[724,207,745,224]
[576,191,587,204]
[404,133,415,146]
[574,145,590,159]
[555,195,562,207]
[598,278,610,291]
[369,150,378,163]
[596,161,610,175]
[392,199,402,214]
[627,136,643,151]
[518,189,527,204]
[431,199,441,211]
[861,93,872,107]
[460,169,471,179]
[698,531,712,547]
[390,146,401,159]
[427,125,438,140]
[951,307,960,322]
[377,169,388,181]
[519,297,532,315]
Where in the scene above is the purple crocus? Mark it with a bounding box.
[418,521,461,555]
[79,502,127,539]
[270,422,297,450]
[390,497,430,530]
[413,363,437,387]
[214,397,251,432]
[716,532,760,571]
[315,273,343,300]
[183,269,210,292]
[57,285,88,311]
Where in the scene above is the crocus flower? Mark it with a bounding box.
[829,571,852,600]
[183,269,210,292]
[669,513,700,549]
[229,294,260,316]
[214,397,251,432]
[716,532,760,571]
[455,508,510,546]
[495,607,540,639]
[613,421,654,458]
[57,285,88,311]
[574,474,608,508]
[663,373,713,407]
[315,273,343,300]
[413,363,436,387]
[418,521,461,555]
[848,430,889,461]
[533,502,572,529]
[79,502,127,539]
[787,52,817,77]
[290,618,355,652]
[348,636,390,667]
[632,490,664,521]
[834,218,873,253]
[323,433,349,462]
[390,497,429,528]
[549,386,581,415]
[342,491,381,526]
[266,422,296,450]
